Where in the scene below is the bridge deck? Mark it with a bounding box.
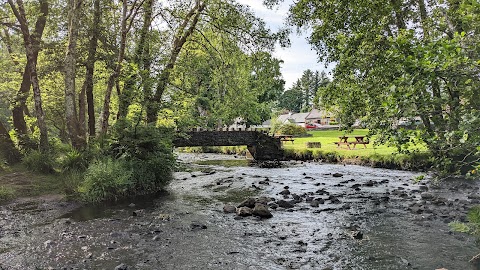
[173,131,283,161]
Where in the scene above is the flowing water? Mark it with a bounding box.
[0,153,479,270]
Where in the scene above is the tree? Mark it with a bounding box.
[269,0,480,174]
[64,0,85,149]
[278,69,329,112]
[8,0,49,152]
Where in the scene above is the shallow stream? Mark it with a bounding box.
[0,153,479,269]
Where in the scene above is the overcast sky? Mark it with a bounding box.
[236,0,332,89]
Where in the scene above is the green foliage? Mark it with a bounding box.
[78,158,133,203]
[22,150,55,174]
[282,0,480,176]
[78,120,176,202]
[449,206,480,237]
[0,186,15,202]
[59,148,98,173]
[277,123,307,136]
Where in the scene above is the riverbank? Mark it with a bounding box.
[178,129,433,172]
[0,153,478,269]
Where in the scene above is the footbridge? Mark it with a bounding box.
[173,131,284,160]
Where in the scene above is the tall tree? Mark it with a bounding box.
[8,0,49,152]
[64,0,85,149]
[270,0,480,173]
[99,0,141,135]
[7,0,48,148]
[81,0,102,137]
[147,0,206,123]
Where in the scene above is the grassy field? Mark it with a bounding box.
[282,129,398,158]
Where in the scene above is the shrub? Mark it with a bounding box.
[278,123,307,136]
[79,119,176,202]
[59,149,89,173]
[0,186,15,202]
[22,150,55,173]
[78,158,133,202]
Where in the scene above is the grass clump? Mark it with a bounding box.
[0,186,15,202]
[78,158,132,202]
[22,150,55,174]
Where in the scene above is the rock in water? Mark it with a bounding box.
[277,200,295,209]
[351,231,363,240]
[223,204,236,214]
[190,221,207,231]
[252,203,273,218]
[237,198,256,208]
[332,173,343,177]
[115,263,128,270]
[236,206,253,217]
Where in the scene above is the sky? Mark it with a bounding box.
[236,0,333,89]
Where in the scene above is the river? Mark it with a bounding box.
[0,153,479,269]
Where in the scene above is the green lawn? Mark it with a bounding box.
[282,129,399,158]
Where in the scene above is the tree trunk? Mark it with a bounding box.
[118,0,154,120]
[10,0,48,147]
[64,0,85,149]
[99,0,135,135]
[82,0,101,137]
[147,1,206,123]
[8,0,49,152]
[0,121,21,164]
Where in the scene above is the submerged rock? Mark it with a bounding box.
[277,200,295,209]
[252,203,273,218]
[190,221,207,231]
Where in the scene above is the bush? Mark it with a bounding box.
[78,158,133,202]
[0,186,15,202]
[79,120,176,202]
[59,149,91,173]
[277,123,307,136]
[22,150,55,173]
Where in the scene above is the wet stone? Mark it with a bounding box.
[115,263,128,270]
[237,198,256,208]
[190,221,207,230]
[252,203,273,218]
[223,204,236,214]
[277,200,295,209]
[236,206,253,217]
[279,189,291,195]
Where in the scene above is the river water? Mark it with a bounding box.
[0,153,479,269]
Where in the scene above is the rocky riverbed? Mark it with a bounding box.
[0,153,479,269]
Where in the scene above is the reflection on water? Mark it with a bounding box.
[60,191,171,221]
[195,159,252,167]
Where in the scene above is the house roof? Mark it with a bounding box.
[277,114,291,123]
[290,113,309,123]
[306,108,322,119]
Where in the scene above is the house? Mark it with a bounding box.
[305,108,337,125]
[276,109,337,127]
